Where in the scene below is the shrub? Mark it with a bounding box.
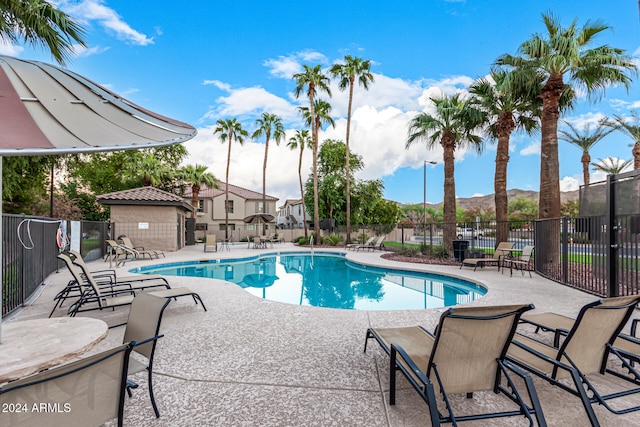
[323,234,341,246]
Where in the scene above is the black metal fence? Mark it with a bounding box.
[2,215,110,318]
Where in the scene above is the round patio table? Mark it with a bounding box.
[0,317,108,384]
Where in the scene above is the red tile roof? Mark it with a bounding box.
[184,182,278,201]
[97,186,194,211]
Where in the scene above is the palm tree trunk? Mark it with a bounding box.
[299,146,308,238]
[262,135,270,236]
[581,151,591,186]
[191,184,200,219]
[539,74,563,267]
[225,135,232,240]
[309,85,320,237]
[495,113,514,245]
[441,132,457,256]
[345,78,355,244]
[633,140,640,170]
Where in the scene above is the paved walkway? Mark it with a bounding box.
[6,243,640,426]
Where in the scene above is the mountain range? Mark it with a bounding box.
[417,189,580,211]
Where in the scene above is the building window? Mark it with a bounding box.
[195,223,208,231]
[226,200,234,213]
[197,200,204,213]
[219,224,235,231]
[257,201,264,213]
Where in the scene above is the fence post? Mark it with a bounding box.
[606,174,618,297]
[562,217,569,285]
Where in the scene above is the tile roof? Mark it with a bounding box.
[97,186,194,211]
[184,182,278,201]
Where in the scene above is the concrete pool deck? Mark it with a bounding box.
[6,242,640,426]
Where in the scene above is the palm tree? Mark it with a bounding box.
[606,113,640,169]
[122,152,169,187]
[496,12,637,220]
[252,113,285,235]
[293,65,331,236]
[180,164,219,219]
[213,118,248,239]
[469,68,542,245]
[0,0,86,65]
[330,56,374,244]
[287,130,312,237]
[558,120,613,186]
[406,94,484,255]
[592,157,632,174]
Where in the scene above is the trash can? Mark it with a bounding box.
[452,240,470,262]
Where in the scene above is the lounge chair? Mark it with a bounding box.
[50,252,168,317]
[460,241,514,271]
[507,295,640,425]
[364,304,546,426]
[502,245,535,276]
[106,239,141,266]
[356,235,385,251]
[0,343,133,427]
[124,292,169,418]
[59,254,206,319]
[346,237,374,250]
[204,234,217,252]
[120,236,165,258]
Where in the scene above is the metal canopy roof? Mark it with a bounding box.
[0,55,197,156]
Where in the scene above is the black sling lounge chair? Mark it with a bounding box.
[365,304,546,426]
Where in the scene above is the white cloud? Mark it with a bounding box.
[560,175,580,192]
[62,0,154,46]
[201,86,299,123]
[263,50,328,79]
[562,112,608,129]
[0,42,23,56]
[72,44,110,57]
[520,141,540,156]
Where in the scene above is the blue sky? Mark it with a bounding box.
[4,1,639,206]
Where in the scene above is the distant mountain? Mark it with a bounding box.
[408,189,579,211]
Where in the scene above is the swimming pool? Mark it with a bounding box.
[130,252,486,310]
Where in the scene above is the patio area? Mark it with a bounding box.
[6,242,640,426]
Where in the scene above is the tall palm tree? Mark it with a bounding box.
[330,56,374,243]
[180,164,219,219]
[213,118,248,239]
[252,113,285,235]
[558,120,613,186]
[469,68,542,245]
[0,0,86,65]
[606,113,640,169]
[287,130,312,237]
[293,65,331,236]
[592,157,632,174]
[406,94,484,255]
[496,12,637,220]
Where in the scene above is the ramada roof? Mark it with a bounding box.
[97,186,194,211]
[185,182,278,201]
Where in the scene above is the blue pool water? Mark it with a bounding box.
[130,252,486,310]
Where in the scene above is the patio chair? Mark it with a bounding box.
[252,236,263,249]
[502,245,535,277]
[120,236,165,258]
[106,239,140,266]
[356,235,385,251]
[123,292,169,418]
[346,237,374,250]
[460,241,514,271]
[0,343,133,427]
[364,304,546,426]
[204,234,217,252]
[507,295,640,425]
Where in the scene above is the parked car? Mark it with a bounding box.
[456,227,483,240]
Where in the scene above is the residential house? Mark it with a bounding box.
[276,199,309,229]
[184,182,278,241]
